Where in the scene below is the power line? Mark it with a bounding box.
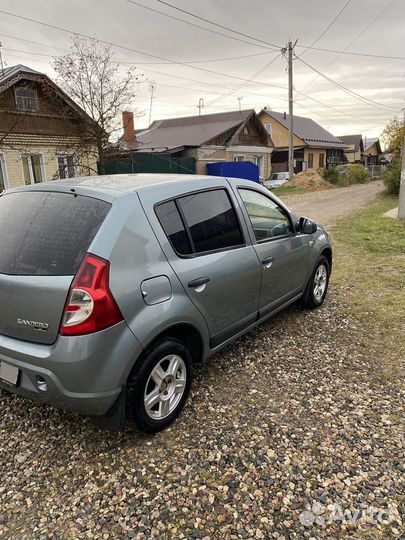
[296,56,402,112]
[297,46,404,60]
[126,0,279,52]
[0,41,275,65]
[204,52,281,107]
[2,8,399,128]
[0,9,287,89]
[0,33,67,53]
[156,0,404,60]
[298,0,353,56]
[132,51,274,65]
[156,0,282,50]
[1,47,58,58]
[299,0,399,92]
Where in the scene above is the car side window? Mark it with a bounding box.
[155,200,193,255]
[177,189,244,254]
[239,189,292,242]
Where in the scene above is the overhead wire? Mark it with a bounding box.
[126,0,279,52]
[155,0,404,60]
[297,0,353,56]
[296,56,402,112]
[299,0,399,92]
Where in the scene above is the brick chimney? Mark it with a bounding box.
[122,111,135,143]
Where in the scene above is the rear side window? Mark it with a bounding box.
[156,189,244,256]
[178,190,243,253]
[155,200,192,255]
[0,191,110,275]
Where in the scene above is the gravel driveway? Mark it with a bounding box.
[0,180,403,540]
[282,181,384,226]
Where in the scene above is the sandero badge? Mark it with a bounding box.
[17,319,49,331]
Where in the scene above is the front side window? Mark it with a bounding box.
[58,155,77,179]
[15,86,38,112]
[239,189,291,241]
[264,123,272,136]
[308,153,314,169]
[233,155,244,162]
[156,189,244,256]
[21,154,45,185]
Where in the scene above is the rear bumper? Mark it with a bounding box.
[0,322,143,416]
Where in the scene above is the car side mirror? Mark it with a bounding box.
[297,217,317,234]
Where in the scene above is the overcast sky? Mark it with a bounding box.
[1,0,404,139]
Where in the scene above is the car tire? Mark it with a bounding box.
[126,338,192,433]
[301,255,330,309]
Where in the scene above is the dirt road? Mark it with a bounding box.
[281,180,384,226]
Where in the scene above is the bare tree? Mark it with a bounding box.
[52,37,142,174]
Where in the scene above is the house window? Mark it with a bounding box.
[21,154,45,185]
[264,123,272,137]
[308,153,314,169]
[57,155,77,179]
[253,155,264,178]
[243,125,250,135]
[0,153,8,191]
[233,155,245,162]
[15,87,38,112]
[319,153,325,168]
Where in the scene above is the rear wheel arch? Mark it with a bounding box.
[126,323,203,432]
[137,323,205,366]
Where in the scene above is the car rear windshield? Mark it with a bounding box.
[0,191,111,276]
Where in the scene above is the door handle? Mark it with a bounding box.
[262,256,274,269]
[188,277,210,288]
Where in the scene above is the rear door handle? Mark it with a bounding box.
[188,277,210,288]
[262,256,274,269]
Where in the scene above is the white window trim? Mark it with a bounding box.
[0,152,9,191]
[264,123,272,137]
[14,86,38,112]
[233,155,245,162]
[253,155,265,178]
[55,154,80,179]
[20,153,47,185]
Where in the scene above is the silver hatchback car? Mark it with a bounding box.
[0,174,332,432]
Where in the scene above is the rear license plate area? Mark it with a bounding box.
[0,362,20,386]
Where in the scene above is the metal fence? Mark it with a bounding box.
[366,164,386,178]
[99,153,196,175]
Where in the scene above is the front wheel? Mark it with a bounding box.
[126,339,192,433]
[301,256,330,309]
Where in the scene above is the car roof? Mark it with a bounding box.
[5,174,260,200]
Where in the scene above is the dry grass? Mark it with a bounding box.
[330,195,405,382]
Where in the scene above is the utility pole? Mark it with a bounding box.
[148,82,155,127]
[237,96,243,112]
[197,98,204,116]
[287,40,295,182]
[398,109,405,219]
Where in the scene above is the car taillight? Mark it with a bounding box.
[60,254,123,336]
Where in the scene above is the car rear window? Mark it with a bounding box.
[0,191,111,276]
